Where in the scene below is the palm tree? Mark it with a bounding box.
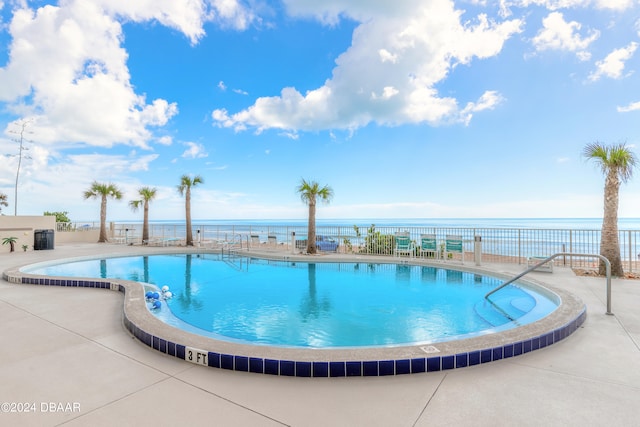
[583,142,637,276]
[0,191,8,213]
[177,175,203,246]
[296,179,334,254]
[129,186,157,245]
[83,181,123,243]
[2,236,17,252]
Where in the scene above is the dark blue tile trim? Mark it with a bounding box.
[427,357,441,372]
[346,361,362,377]
[455,353,468,368]
[221,354,234,370]
[363,361,378,376]
[176,344,185,360]
[329,361,345,377]
[379,360,394,376]
[296,361,312,377]
[208,352,221,368]
[313,362,329,377]
[411,358,425,373]
[442,355,455,370]
[249,357,264,374]
[280,360,295,376]
[503,344,514,358]
[265,359,279,375]
[492,346,503,360]
[468,351,480,366]
[396,359,410,375]
[513,342,523,356]
[235,356,249,372]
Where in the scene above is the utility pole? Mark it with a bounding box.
[9,119,33,216]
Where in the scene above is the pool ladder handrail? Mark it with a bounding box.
[221,233,246,255]
[484,252,612,315]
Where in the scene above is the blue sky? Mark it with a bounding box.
[1,0,640,222]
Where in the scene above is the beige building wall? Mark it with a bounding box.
[0,215,56,252]
[56,229,100,243]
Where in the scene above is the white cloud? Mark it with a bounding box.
[588,42,638,81]
[0,1,179,149]
[212,1,523,133]
[96,0,255,43]
[501,0,636,15]
[0,149,162,218]
[218,80,227,91]
[459,91,504,125]
[181,141,208,158]
[371,86,399,100]
[209,0,256,30]
[532,12,599,60]
[156,136,173,145]
[96,0,208,44]
[617,101,640,112]
[129,153,160,171]
[379,48,398,63]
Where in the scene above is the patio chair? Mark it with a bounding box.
[250,234,261,248]
[444,235,464,263]
[394,232,414,257]
[419,234,439,259]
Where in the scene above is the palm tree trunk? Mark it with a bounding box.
[600,170,623,276]
[142,201,149,244]
[185,188,193,246]
[99,195,108,242]
[307,199,317,254]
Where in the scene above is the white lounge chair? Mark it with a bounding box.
[444,235,464,263]
[394,232,415,257]
[419,234,439,259]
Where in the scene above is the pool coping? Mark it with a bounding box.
[3,249,586,377]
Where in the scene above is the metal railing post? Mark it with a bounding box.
[518,229,522,264]
[628,230,632,273]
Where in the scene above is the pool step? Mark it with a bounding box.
[475,291,529,327]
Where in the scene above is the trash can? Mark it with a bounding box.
[34,229,55,250]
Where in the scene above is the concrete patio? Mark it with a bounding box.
[1,243,639,426]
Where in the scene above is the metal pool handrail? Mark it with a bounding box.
[485,253,612,315]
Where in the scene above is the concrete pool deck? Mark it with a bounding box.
[1,243,639,426]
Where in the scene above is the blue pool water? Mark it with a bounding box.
[27,254,559,348]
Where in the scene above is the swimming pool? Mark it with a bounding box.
[27,253,558,348]
[12,250,586,376]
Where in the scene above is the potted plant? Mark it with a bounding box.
[22,244,29,252]
[2,237,17,252]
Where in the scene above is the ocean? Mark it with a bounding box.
[139,218,640,230]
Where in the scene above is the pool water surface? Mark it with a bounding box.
[28,253,559,348]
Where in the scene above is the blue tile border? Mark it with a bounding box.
[5,268,588,378]
[329,361,345,377]
[296,361,312,377]
[265,359,279,375]
[313,361,329,377]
